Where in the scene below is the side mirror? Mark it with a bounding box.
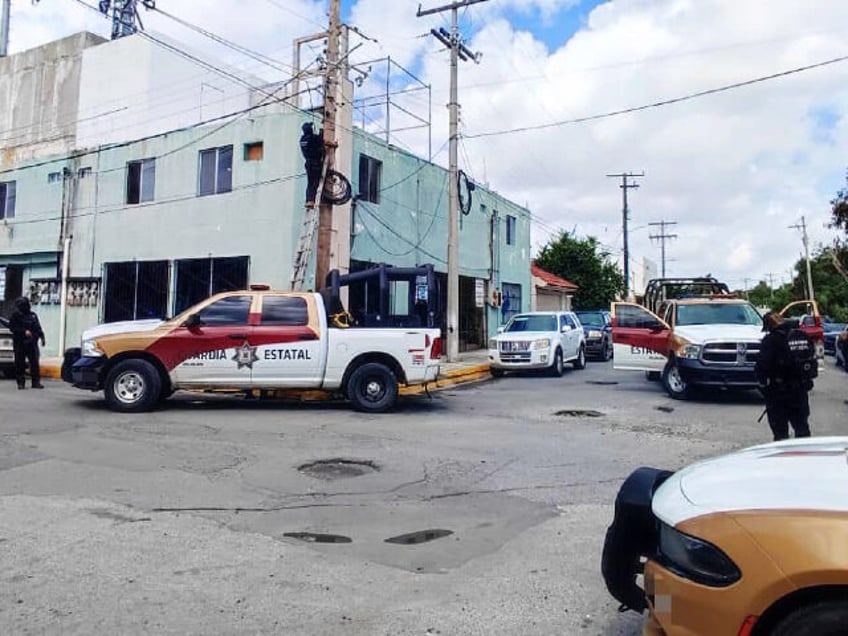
[497,326,505,334]
[183,313,202,329]
[561,325,571,332]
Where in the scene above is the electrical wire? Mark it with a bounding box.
[465,52,848,139]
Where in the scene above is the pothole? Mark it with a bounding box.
[586,380,619,386]
[283,532,352,544]
[298,458,379,480]
[555,409,604,418]
[655,405,675,413]
[384,529,454,545]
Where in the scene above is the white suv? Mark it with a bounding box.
[488,311,587,377]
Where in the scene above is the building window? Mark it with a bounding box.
[244,141,264,161]
[358,154,381,203]
[501,282,522,324]
[198,145,233,196]
[126,158,156,204]
[0,181,16,221]
[48,172,62,184]
[174,256,249,315]
[78,167,92,179]
[506,215,516,246]
[103,260,169,323]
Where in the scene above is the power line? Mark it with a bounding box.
[464,53,848,139]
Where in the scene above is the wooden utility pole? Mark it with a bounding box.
[606,172,643,299]
[418,0,486,362]
[648,220,677,278]
[315,0,341,291]
[789,215,815,301]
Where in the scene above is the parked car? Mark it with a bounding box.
[67,286,441,413]
[836,324,848,369]
[822,322,845,356]
[602,437,848,636]
[488,311,586,377]
[0,316,15,378]
[574,309,613,361]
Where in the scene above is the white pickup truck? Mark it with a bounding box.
[67,286,441,413]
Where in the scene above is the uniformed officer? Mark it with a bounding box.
[299,122,324,208]
[9,296,46,390]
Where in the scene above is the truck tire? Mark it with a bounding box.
[770,601,848,636]
[548,348,564,377]
[104,359,162,413]
[490,367,505,378]
[662,359,692,400]
[347,362,398,413]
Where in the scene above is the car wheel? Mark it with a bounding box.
[770,600,848,636]
[548,348,564,377]
[347,362,398,413]
[662,359,692,400]
[490,367,505,378]
[104,359,162,413]
[602,338,613,362]
[573,345,586,370]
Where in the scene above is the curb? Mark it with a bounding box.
[39,359,493,397]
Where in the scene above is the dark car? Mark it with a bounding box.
[0,316,15,378]
[836,325,848,370]
[574,309,613,361]
[823,322,846,356]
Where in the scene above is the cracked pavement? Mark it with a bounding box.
[1,360,847,635]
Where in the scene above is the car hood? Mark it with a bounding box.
[653,437,848,526]
[674,324,763,343]
[82,319,165,341]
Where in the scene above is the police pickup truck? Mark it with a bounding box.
[68,286,441,413]
[611,278,820,400]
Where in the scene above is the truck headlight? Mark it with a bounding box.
[488,339,497,350]
[679,344,701,360]
[533,339,551,350]
[588,330,603,339]
[658,523,740,587]
[81,339,104,357]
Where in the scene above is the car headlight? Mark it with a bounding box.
[678,344,701,360]
[588,330,603,339]
[81,339,104,357]
[532,338,551,350]
[488,339,497,350]
[658,523,740,587]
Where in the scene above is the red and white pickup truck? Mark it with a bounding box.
[68,286,441,413]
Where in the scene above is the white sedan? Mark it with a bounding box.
[488,311,587,377]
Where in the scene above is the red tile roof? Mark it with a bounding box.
[531,262,578,290]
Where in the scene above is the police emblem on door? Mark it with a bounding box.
[233,342,259,369]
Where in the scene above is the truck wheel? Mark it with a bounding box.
[347,362,398,413]
[770,600,848,636]
[491,367,505,378]
[662,359,692,400]
[573,345,586,370]
[104,359,162,413]
[548,348,564,377]
[602,338,613,362]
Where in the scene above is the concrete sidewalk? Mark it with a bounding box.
[38,349,492,394]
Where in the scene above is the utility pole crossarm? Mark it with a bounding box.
[648,220,678,279]
[417,0,489,17]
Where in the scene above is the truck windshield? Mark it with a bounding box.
[676,303,762,326]
[505,315,557,332]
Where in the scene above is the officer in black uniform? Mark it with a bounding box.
[9,296,46,390]
[299,122,324,208]
[755,311,812,441]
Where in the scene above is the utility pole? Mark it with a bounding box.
[418,0,486,362]
[765,272,776,303]
[789,215,814,301]
[314,0,341,292]
[648,220,677,278]
[742,277,751,300]
[0,0,10,57]
[606,172,643,300]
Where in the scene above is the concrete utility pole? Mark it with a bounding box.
[418,0,486,362]
[648,220,677,278]
[765,272,776,302]
[606,172,643,300]
[0,0,11,57]
[315,0,341,292]
[789,215,815,302]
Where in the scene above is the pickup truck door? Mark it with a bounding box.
[611,302,671,372]
[251,294,323,387]
[168,294,256,385]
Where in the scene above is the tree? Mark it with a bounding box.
[535,232,625,309]
[829,169,848,285]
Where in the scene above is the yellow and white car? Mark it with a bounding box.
[602,438,848,636]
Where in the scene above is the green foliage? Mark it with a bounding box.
[534,232,625,310]
[830,169,848,235]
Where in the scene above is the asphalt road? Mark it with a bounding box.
[1,359,846,635]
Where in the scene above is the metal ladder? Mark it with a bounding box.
[290,161,328,291]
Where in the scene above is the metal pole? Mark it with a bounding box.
[315,0,341,291]
[0,0,10,58]
[802,216,815,302]
[385,57,391,144]
[446,6,460,361]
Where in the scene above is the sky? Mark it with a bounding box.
[6,0,848,291]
